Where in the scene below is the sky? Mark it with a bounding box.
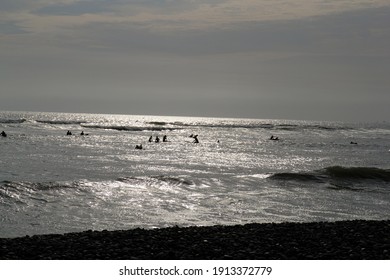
[1,0,390,122]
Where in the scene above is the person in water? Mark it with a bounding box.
[148,136,153,142]
[135,144,143,149]
[1,131,7,137]
[155,136,160,143]
[163,135,168,142]
[66,130,72,135]
[270,135,279,140]
[189,134,199,143]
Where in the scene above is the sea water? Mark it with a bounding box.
[1,111,389,237]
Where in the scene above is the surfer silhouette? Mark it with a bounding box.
[193,135,199,143]
[1,131,7,137]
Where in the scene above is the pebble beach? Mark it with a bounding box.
[1,220,389,260]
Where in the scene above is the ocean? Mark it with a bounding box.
[1,111,389,238]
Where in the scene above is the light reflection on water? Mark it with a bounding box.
[0,111,390,237]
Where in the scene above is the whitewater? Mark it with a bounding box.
[1,111,389,238]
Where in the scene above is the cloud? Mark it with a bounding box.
[0,0,36,12]
[3,0,390,35]
[45,5,388,58]
[33,1,113,16]
[2,2,389,58]
[0,21,28,35]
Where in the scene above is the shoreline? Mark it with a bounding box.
[1,220,389,260]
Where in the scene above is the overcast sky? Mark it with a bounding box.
[1,0,389,121]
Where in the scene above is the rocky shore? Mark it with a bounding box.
[1,220,389,259]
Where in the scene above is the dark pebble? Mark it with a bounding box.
[0,220,389,260]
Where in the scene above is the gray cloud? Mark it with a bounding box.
[1,2,389,121]
[33,1,113,16]
[0,0,33,12]
[32,0,225,16]
[0,21,28,35]
[60,6,390,57]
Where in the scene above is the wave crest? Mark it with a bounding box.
[323,166,390,181]
[81,124,177,132]
[0,118,27,124]
[36,120,86,125]
[269,166,390,192]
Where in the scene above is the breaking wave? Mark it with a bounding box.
[269,166,390,191]
[323,166,390,181]
[271,166,390,181]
